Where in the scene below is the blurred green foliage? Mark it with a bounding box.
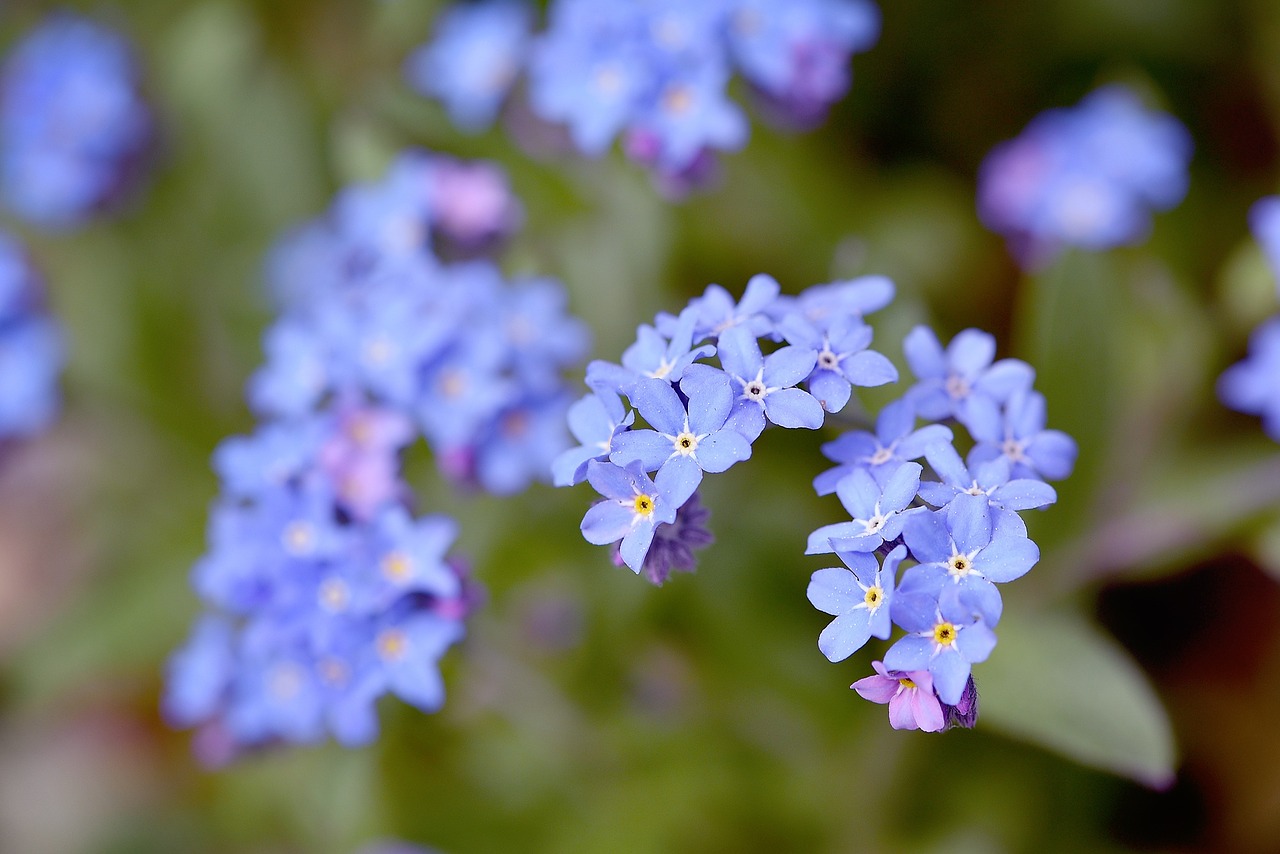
[1,0,1279,852]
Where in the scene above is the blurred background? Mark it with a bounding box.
[2,0,1279,851]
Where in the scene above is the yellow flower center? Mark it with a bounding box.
[633,494,655,517]
[898,676,917,690]
[863,585,883,612]
[674,431,698,455]
[933,622,958,647]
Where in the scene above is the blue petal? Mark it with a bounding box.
[581,500,636,546]
[807,369,852,413]
[628,377,686,435]
[681,365,733,433]
[656,455,702,514]
[976,533,1039,583]
[717,326,762,380]
[946,329,996,377]
[925,441,969,487]
[879,461,923,513]
[1027,430,1078,480]
[955,621,997,664]
[818,611,873,662]
[960,393,1002,443]
[990,479,1056,511]
[764,387,824,429]
[695,428,752,473]
[806,521,864,554]
[896,424,954,460]
[585,459,648,500]
[610,429,674,471]
[876,398,916,444]
[763,345,818,388]
[843,349,898,387]
[618,523,657,572]
[976,358,1035,402]
[903,509,950,563]
[903,326,945,379]
[929,650,970,705]
[807,566,864,615]
[835,467,881,519]
[883,635,933,672]
[947,493,993,553]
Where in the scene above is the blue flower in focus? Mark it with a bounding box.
[580,459,700,572]
[0,14,153,230]
[609,366,752,479]
[718,325,824,440]
[964,388,1078,482]
[405,0,532,131]
[814,399,953,495]
[884,583,998,706]
[805,461,922,554]
[807,544,904,662]
[916,440,1056,517]
[977,84,1192,267]
[623,490,715,586]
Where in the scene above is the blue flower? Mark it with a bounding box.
[553,390,636,487]
[580,459,700,572]
[625,490,715,586]
[916,440,1057,515]
[718,325,824,440]
[807,544,905,662]
[609,366,752,477]
[777,314,897,412]
[680,273,781,340]
[884,583,999,706]
[0,14,154,230]
[902,326,1034,424]
[0,232,61,438]
[587,307,716,392]
[405,0,532,131]
[1220,315,1280,440]
[805,461,922,554]
[964,388,1078,481]
[900,495,1037,613]
[977,84,1192,267]
[726,0,880,125]
[814,398,953,495]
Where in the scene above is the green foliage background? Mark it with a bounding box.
[1,1,1278,852]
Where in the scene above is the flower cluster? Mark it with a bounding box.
[407,0,881,190]
[165,151,588,756]
[806,326,1076,730]
[1219,196,1280,438]
[0,229,62,440]
[977,85,1192,269]
[0,13,153,231]
[557,272,898,584]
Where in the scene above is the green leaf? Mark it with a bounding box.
[978,608,1176,787]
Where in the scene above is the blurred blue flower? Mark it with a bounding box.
[814,398,953,495]
[977,84,1192,267]
[0,230,62,439]
[902,325,1034,424]
[0,14,153,230]
[1220,315,1280,440]
[405,0,532,131]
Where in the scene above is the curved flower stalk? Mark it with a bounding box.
[977,85,1191,269]
[165,151,589,758]
[557,272,898,583]
[806,326,1075,730]
[0,13,154,230]
[406,0,880,192]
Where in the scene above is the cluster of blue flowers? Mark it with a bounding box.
[977,85,1192,269]
[0,229,62,440]
[0,13,153,231]
[556,272,899,583]
[806,326,1076,730]
[558,274,1075,729]
[165,151,588,758]
[407,0,880,190]
[1219,196,1280,437]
